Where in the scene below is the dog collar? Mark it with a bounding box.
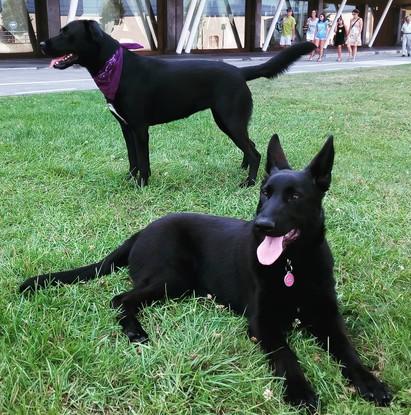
[92,43,143,102]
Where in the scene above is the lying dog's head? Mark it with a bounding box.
[40,20,105,70]
[254,134,334,265]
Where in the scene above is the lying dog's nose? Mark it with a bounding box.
[39,41,47,54]
[254,217,275,233]
[39,42,47,55]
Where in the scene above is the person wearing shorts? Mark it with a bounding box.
[306,10,319,60]
[346,9,363,61]
[314,13,329,62]
[306,10,318,41]
[280,8,296,47]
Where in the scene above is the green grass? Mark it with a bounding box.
[0,65,410,414]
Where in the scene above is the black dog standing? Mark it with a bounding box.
[21,135,392,409]
[40,20,315,187]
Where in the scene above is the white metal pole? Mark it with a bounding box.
[262,0,286,52]
[368,0,394,47]
[176,0,199,54]
[67,0,79,23]
[324,0,347,48]
[185,0,207,53]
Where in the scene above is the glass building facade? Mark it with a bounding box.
[0,0,409,56]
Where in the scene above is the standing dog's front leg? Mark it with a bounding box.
[132,125,151,187]
[302,295,392,406]
[120,124,139,179]
[251,317,318,409]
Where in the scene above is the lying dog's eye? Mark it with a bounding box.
[261,188,271,198]
[285,190,301,202]
[289,192,301,201]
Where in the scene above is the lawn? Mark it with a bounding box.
[0,64,410,414]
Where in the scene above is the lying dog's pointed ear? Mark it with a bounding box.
[307,135,334,192]
[85,20,103,42]
[265,134,291,174]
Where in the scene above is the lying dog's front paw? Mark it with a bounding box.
[110,293,124,310]
[125,329,149,344]
[19,278,37,294]
[353,371,392,406]
[240,160,249,170]
[285,380,318,411]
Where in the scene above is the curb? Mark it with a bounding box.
[0,48,403,69]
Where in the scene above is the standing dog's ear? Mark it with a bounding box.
[85,20,103,42]
[265,134,291,174]
[306,135,334,192]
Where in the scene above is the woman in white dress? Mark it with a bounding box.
[306,10,319,60]
[346,9,363,61]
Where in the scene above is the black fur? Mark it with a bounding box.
[20,135,392,409]
[39,20,315,187]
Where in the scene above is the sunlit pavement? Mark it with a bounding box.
[0,50,410,97]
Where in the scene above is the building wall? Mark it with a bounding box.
[373,6,398,46]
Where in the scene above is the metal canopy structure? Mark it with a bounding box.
[368,0,395,48]
[0,0,408,57]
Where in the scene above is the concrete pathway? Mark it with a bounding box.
[0,49,410,97]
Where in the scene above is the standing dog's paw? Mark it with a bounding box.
[285,380,318,412]
[239,177,256,188]
[353,372,392,406]
[125,171,137,181]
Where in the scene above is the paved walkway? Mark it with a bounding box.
[0,48,410,97]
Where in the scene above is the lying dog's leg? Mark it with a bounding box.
[120,124,139,180]
[111,278,190,343]
[302,296,392,406]
[110,287,153,343]
[251,319,318,409]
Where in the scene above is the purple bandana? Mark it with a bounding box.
[92,43,143,102]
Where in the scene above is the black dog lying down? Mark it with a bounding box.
[20,135,391,409]
[40,19,315,187]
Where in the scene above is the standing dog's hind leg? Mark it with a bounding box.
[241,139,257,170]
[212,110,260,186]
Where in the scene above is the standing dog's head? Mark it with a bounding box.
[254,134,334,265]
[40,20,105,69]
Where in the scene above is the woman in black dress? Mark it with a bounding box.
[334,16,346,62]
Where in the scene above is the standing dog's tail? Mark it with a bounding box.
[240,42,315,81]
[19,234,139,293]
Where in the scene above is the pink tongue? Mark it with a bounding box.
[257,236,284,265]
[49,56,65,68]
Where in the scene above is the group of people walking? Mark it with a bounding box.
[278,7,410,62]
[279,8,363,62]
[305,8,363,62]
